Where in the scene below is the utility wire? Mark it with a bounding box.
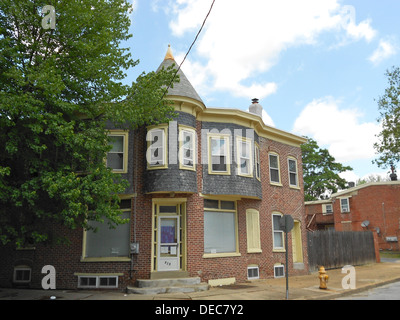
[160,0,216,100]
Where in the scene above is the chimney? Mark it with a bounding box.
[390,164,398,181]
[249,98,263,118]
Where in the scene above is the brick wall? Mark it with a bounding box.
[0,115,310,289]
[333,183,400,250]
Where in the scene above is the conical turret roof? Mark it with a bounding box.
[157,45,203,103]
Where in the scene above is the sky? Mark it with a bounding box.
[122,0,400,183]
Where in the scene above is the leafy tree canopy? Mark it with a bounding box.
[374,66,400,169]
[301,137,353,201]
[0,0,178,247]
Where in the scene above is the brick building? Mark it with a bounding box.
[305,181,400,251]
[0,46,309,291]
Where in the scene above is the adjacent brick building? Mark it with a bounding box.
[305,181,400,251]
[0,46,309,290]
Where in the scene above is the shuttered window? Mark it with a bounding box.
[246,209,262,253]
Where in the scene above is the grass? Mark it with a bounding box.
[379,251,400,259]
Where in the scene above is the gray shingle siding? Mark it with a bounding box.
[144,112,197,194]
[201,121,262,199]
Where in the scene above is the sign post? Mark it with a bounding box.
[279,215,294,300]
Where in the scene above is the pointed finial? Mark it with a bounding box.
[164,44,175,61]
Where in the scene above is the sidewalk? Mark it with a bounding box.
[1,261,400,300]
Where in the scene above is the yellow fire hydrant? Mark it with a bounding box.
[318,266,329,290]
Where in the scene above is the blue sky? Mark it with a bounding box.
[123,0,399,182]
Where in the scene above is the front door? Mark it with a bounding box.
[157,216,180,271]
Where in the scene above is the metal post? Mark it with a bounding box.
[285,230,289,300]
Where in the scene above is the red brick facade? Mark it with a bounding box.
[305,182,400,251]
[0,50,310,290]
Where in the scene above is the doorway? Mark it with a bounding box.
[158,216,179,271]
[152,199,186,273]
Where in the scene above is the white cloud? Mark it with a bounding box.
[368,38,398,65]
[164,0,376,100]
[293,97,381,163]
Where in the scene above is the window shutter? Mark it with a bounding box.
[246,209,261,253]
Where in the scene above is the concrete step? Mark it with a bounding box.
[126,277,209,295]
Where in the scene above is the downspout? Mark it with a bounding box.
[130,130,138,279]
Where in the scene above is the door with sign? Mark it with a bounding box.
[158,216,180,271]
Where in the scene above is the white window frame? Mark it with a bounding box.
[255,143,261,180]
[106,131,128,173]
[323,203,333,214]
[269,153,281,185]
[247,265,260,280]
[288,157,299,188]
[208,134,231,175]
[274,264,285,278]
[236,137,253,177]
[13,266,32,284]
[340,198,350,213]
[272,213,285,251]
[179,126,196,170]
[77,275,119,289]
[147,126,168,169]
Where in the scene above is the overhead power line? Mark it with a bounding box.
[161,0,216,100]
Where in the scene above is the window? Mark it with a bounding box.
[247,266,259,280]
[147,127,167,169]
[13,266,31,284]
[288,158,298,187]
[237,137,252,176]
[255,144,260,180]
[269,153,281,184]
[179,127,195,170]
[323,204,333,214]
[246,209,262,253]
[272,213,284,250]
[84,200,131,259]
[208,135,230,174]
[204,200,238,256]
[107,131,128,173]
[340,198,350,213]
[274,264,285,278]
[78,276,118,289]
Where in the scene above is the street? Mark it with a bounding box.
[338,281,400,300]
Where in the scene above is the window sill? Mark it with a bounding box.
[247,249,262,254]
[289,185,300,190]
[272,248,286,253]
[147,166,168,170]
[208,172,231,176]
[203,252,241,259]
[270,182,283,187]
[81,257,131,262]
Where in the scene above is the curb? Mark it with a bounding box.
[303,276,400,300]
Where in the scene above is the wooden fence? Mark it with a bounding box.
[307,229,376,271]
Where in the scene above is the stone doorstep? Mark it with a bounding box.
[126,277,209,295]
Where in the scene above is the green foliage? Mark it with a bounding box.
[301,137,353,201]
[0,0,178,247]
[373,67,400,169]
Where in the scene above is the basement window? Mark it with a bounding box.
[78,276,118,289]
[274,265,285,278]
[13,266,31,284]
[247,266,259,280]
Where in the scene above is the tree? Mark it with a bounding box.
[301,137,353,201]
[373,67,400,169]
[356,174,390,186]
[0,0,178,247]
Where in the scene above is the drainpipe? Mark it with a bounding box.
[130,131,139,279]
